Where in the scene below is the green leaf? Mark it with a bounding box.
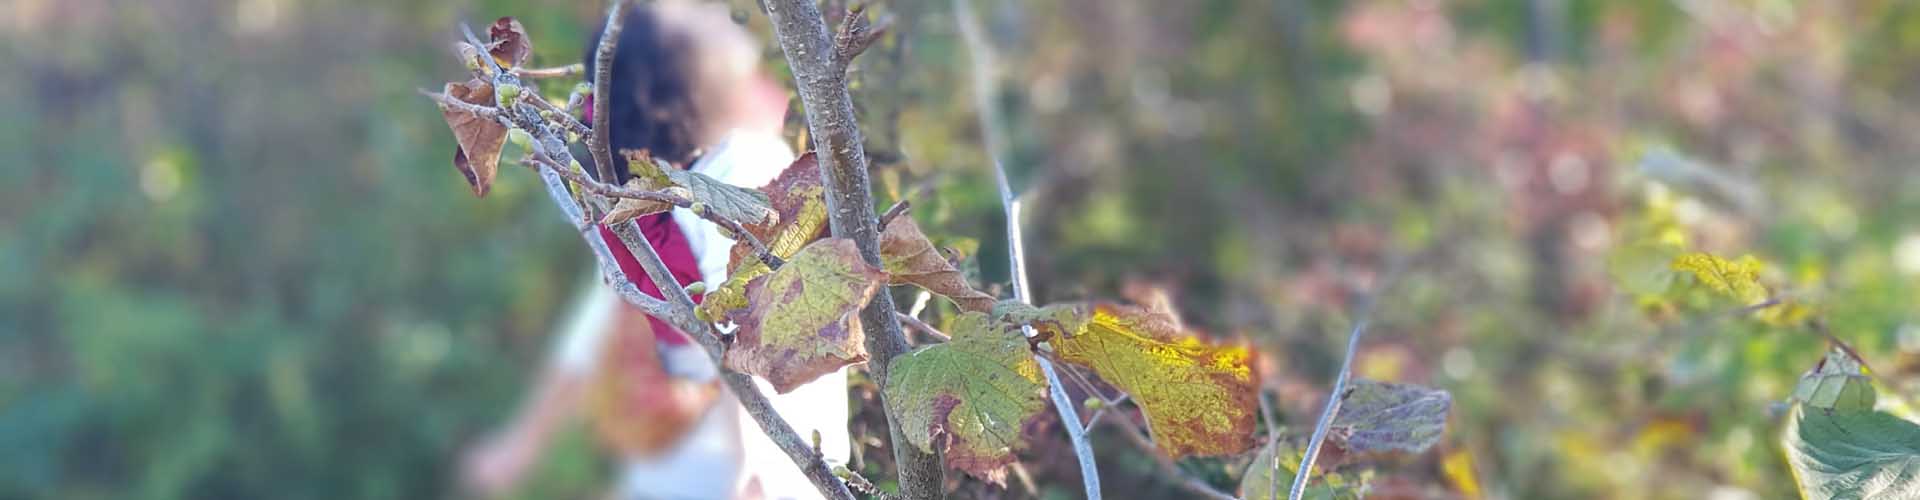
[1331,379,1450,454]
[1782,347,1920,499]
[1789,348,1875,412]
[1784,407,1920,499]
[879,216,996,313]
[1021,303,1261,457]
[1240,438,1371,500]
[722,238,883,393]
[883,311,1047,484]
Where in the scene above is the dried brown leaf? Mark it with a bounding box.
[440,79,504,197]
[879,216,996,313]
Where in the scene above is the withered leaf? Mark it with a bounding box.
[723,238,882,393]
[879,216,996,313]
[441,79,504,197]
[1330,379,1450,455]
[487,17,532,69]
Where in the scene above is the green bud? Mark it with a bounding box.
[573,82,593,96]
[494,83,522,107]
[507,129,533,149]
[685,281,708,296]
[689,202,709,216]
[1083,397,1105,410]
[566,131,581,144]
[831,465,853,479]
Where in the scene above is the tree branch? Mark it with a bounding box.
[1106,411,1238,500]
[893,311,950,342]
[522,152,784,269]
[761,1,942,498]
[587,1,625,185]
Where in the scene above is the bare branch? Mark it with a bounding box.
[893,311,950,342]
[1107,411,1239,500]
[513,63,584,79]
[1290,258,1405,500]
[877,199,910,230]
[831,5,890,73]
[524,150,786,269]
[762,0,941,497]
[587,1,625,186]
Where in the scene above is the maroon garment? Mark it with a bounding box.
[586,93,707,345]
[598,214,704,346]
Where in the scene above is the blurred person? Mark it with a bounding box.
[458,2,849,499]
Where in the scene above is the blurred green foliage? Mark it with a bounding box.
[6,0,1920,499]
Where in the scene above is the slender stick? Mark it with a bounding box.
[1107,410,1238,500]
[995,162,1102,500]
[513,63,584,79]
[959,0,1103,494]
[1289,261,1403,500]
[587,1,625,185]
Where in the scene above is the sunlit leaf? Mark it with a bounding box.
[439,79,505,197]
[883,311,1047,484]
[1330,379,1450,454]
[1240,438,1370,500]
[1670,252,1768,304]
[722,238,882,393]
[1024,303,1260,457]
[704,154,831,322]
[879,216,996,313]
[1782,348,1920,499]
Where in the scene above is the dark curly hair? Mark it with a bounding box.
[584,4,704,184]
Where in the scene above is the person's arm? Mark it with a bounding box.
[459,284,620,497]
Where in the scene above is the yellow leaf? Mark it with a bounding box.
[1442,449,1482,499]
[1034,303,1260,457]
[1670,252,1769,304]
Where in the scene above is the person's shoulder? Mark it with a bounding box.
[691,130,795,188]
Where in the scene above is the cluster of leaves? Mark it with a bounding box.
[1614,239,1920,499]
[426,15,1462,494]
[426,14,1269,486]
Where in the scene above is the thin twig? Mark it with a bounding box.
[587,1,625,185]
[960,0,1101,490]
[993,160,1101,498]
[513,63,584,79]
[894,311,950,342]
[1106,410,1239,500]
[878,199,910,230]
[1290,258,1406,500]
[523,151,785,269]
